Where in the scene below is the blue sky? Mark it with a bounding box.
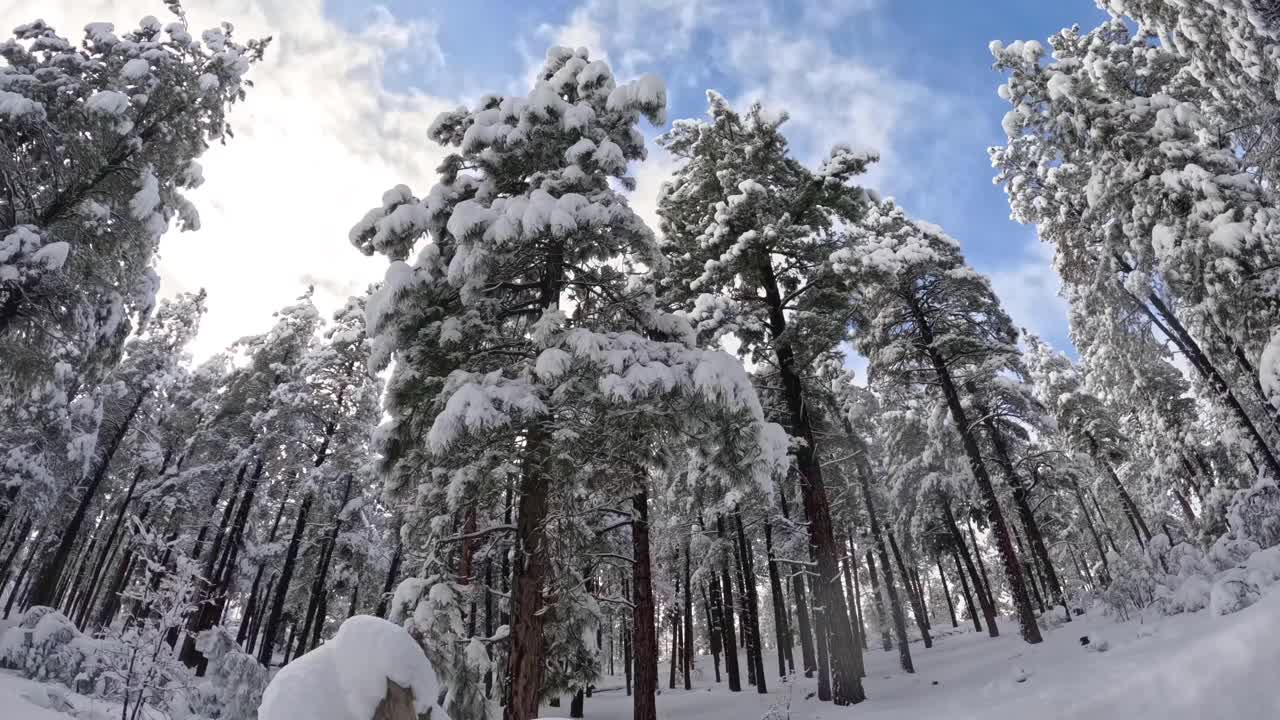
[22,0,1112,360]
[314,0,1109,352]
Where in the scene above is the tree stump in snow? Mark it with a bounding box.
[372,679,428,720]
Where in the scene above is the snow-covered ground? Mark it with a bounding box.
[543,587,1280,719]
[4,589,1278,719]
[0,670,167,720]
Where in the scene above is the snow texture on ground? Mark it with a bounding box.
[541,586,1280,719]
[2,589,1278,719]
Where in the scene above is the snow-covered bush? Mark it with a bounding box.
[1209,534,1262,571]
[1206,546,1280,616]
[395,578,495,720]
[1098,551,1158,620]
[190,625,268,720]
[0,607,112,692]
[258,615,440,720]
[1209,567,1263,616]
[1226,480,1280,550]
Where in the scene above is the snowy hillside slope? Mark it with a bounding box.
[540,587,1280,719]
[1,585,1276,719]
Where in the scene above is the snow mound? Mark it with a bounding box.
[258,615,439,720]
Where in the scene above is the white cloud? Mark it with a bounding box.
[723,30,923,187]
[985,236,1070,345]
[8,0,456,359]
[532,0,936,193]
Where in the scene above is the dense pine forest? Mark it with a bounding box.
[1,1,1280,719]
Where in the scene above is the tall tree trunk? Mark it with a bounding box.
[701,583,721,682]
[888,532,931,649]
[237,483,294,647]
[1070,546,1095,590]
[302,474,355,655]
[732,526,754,687]
[764,517,792,678]
[758,255,863,705]
[182,456,266,670]
[96,520,149,631]
[1116,265,1280,479]
[936,555,958,628]
[29,393,146,607]
[846,430,913,671]
[257,491,313,667]
[1087,433,1152,547]
[979,414,1066,612]
[1088,489,1123,557]
[926,356,1044,632]
[908,561,930,632]
[966,518,996,616]
[734,512,767,694]
[776,485,816,676]
[248,575,275,654]
[631,489,658,720]
[75,462,147,628]
[1070,479,1110,584]
[0,516,33,593]
[840,534,864,660]
[952,550,981,632]
[864,551,892,650]
[5,525,43,618]
[715,517,741,692]
[504,430,554,720]
[682,532,694,691]
[811,576,831,700]
[623,577,632,697]
[942,502,996,636]
[907,296,1040,643]
[848,535,868,651]
[669,589,679,690]
[1012,525,1046,614]
[377,533,404,619]
[58,534,98,613]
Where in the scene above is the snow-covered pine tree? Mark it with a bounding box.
[991,22,1280,479]
[176,293,320,670]
[1100,0,1280,185]
[1022,334,1161,551]
[835,201,1044,643]
[0,5,266,394]
[656,92,875,705]
[19,290,207,611]
[352,48,784,720]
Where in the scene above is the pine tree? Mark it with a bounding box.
[351,48,784,720]
[991,22,1280,479]
[0,6,266,393]
[836,201,1043,643]
[657,92,875,705]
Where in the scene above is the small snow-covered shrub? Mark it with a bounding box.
[189,625,268,720]
[1227,480,1280,549]
[1206,546,1280,617]
[1209,567,1262,615]
[1099,551,1157,619]
[1149,535,1216,615]
[0,607,112,691]
[1162,574,1212,614]
[1208,534,1261,571]
[400,578,496,720]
